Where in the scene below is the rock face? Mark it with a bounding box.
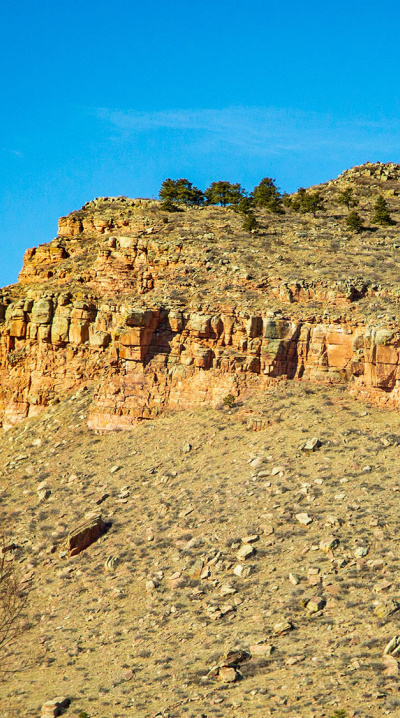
[68,515,107,556]
[1,294,400,430]
[3,166,400,429]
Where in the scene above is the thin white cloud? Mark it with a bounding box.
[93,105,400,158]
[1,148,24,158]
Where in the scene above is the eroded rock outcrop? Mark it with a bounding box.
[4,166,400,429]
[1,290,400,429]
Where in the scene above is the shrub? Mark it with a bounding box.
[346,210,363,232]
[372,195,394,225]
[242,213,258,232]
[337,188,357,209]
[223,394,236,408]
[0,541,28,658]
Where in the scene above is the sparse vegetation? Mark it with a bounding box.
[242,212,258,231]
[372,194,394,225]
[204,181,246,207]
[337,187,357,209]
[0,540,28,659]
[346,210,363,232]
[159,178,204,206]
[5,162,400,716]
[253,176,284,213]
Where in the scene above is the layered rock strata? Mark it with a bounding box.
[1,292,400,430]
[3,164,400,429]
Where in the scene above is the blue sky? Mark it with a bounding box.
[2,0,400,286]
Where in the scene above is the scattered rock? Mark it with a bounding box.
[94,492,109,505]
[67,514,107,556]
[237,544,255,560]
[207,648,251,681]
[296,512,313,526]
[375,599,400,619]
[41,696,70,717]
[271,465,284,476]
[233,564,251,578]
[374,579,392,593]
[383,654,399,676]
[220,584,237,596]
[305,595,326,613]
[242,534,259,544]
[105,555,119,572]
[319,535,339,552]
[181,442,192,453]
[274,620,293,634]
[300,437,321,452]
[218,666,238,682]
[250,643,274,656]
[188,559,204,579]
[249,457,264,469]
[354,546,369,558]
[384,635,400,655]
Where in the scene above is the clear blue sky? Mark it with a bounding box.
[2,0,400,287]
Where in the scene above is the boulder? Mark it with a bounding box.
[67,515,107,556]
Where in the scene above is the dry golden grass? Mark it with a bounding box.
[1,381,400,716]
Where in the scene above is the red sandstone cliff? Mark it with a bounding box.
[3,163,400,430]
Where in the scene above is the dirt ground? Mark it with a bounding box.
[2,380,400,717]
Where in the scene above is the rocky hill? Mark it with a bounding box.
[3,163,400,717]
[3,162,400,433]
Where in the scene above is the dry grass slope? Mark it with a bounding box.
[2,381,400,716]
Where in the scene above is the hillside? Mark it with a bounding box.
[3,383,400,718]
[3,163,400,717]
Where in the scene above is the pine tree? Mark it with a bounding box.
[159,178,204,206]
[291,187,307,212]
[337,188,357,209]
[204,181,246,207]
[253,177,284,213]
[232,196,255,215]
[160,198,182,213]
[372,195,393,225]
[346,210,362,232]
[298,191,324,217]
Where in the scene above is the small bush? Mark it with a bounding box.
[346,210,363,232]
[242,213,258,232]
[337,188,357,209]
[160,199,182,213]
[0,540,28,659]
[223,394,236,408]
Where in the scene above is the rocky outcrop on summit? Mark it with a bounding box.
[3,164,400,429]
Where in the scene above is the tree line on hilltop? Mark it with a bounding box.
[158,178,395,233]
